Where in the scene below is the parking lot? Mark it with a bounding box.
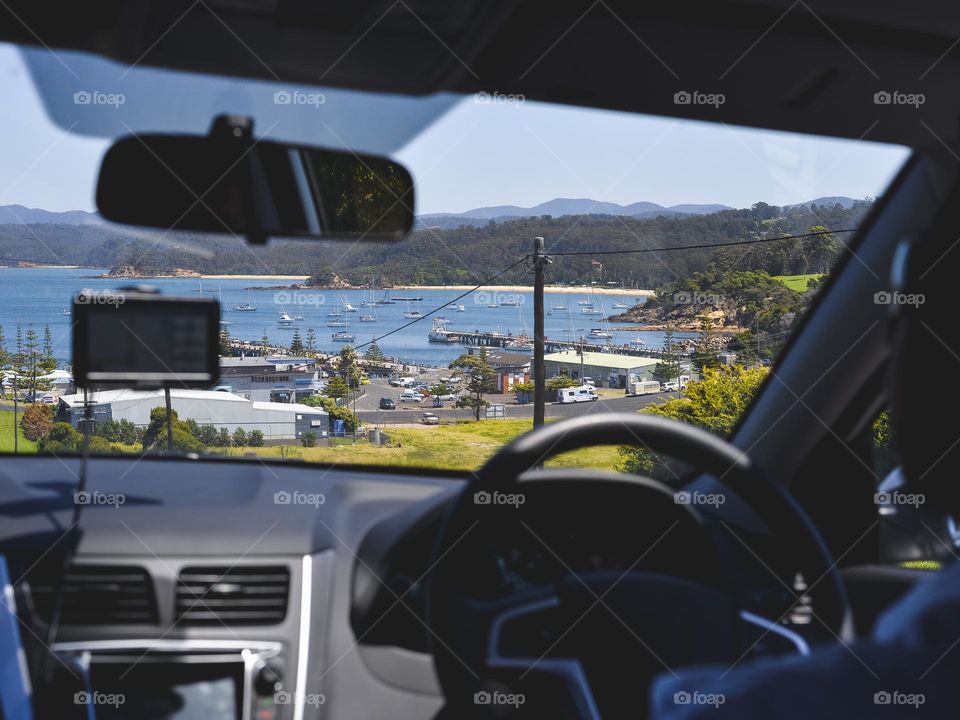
[352,376,669,425]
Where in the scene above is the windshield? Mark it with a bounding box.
[0,43,908,474]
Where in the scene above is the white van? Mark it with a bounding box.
[627,380,661,396]
[559,385,599,403]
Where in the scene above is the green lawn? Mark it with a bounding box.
[223,419,622,471]
[0,410,37,453]
[772,273,825,292]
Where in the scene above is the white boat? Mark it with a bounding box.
[457,304,466,312]
[293,312,304,321]
[577,298,592,306]
[611,301,629,309]
[277,312,293,326]
[553,304,567,310]
[232,302,257,312]
[328,309,342,317]
[581,307,603,315]
[326,319,347,327]
[630,338,646,346]
[403,299,423,319]
[589,328,613,339]
[331,331,355,342]
[504,339,534,352]
[427,318,457,343]
[359,314,377,322]
[499,299,520,307]
[344,303,357,312]
[487,304,498,309]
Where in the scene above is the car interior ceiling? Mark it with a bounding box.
[3,1,960,719]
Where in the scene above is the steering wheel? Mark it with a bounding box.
[426,414,848,719]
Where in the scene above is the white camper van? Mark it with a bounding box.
[559,385,599,403]
[627,380,662,396]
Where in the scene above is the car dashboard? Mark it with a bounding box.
[0,454,463,720]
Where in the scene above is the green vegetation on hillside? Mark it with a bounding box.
[772,274,825,292]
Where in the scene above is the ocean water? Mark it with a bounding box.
[0,267,694,366]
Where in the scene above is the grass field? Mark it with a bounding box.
[0,410,37,453]
[772,273,825,292]
[222,419,622,471]
[5,415,623,472]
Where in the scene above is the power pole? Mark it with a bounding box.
[532,237,551,429]
[164,388,174,452]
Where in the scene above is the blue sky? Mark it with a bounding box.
[0,44,909,215]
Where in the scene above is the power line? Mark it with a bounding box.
[548,228,857,257]
[353,254,532,350]
[350,227,854,351]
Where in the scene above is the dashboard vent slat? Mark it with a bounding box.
[176,566,290,625]
[30,565,158,625]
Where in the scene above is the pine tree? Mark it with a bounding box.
[290,329,304,355]
[693,317,720,373]
[40,324,57,374]
[653,326,682,383]
[364,341,386,363]
[0,325,7,397]
[305,328,317,353]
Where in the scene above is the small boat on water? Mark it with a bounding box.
[344,303,357,312]
[577,298,593,306]
[611,301,629,309]
[403,299,424,318]
[232,302,257,312]
[331,331,355,342]
[553,304,567,310]
[326,319,347,327]
[427,318,457,343]
[499,299,520,307]
[393,295,423,302]
[457,304,466,312]
[277,312,293,326]
[359,314,376,322]
[589,328,613,339]
[487,303,498,309]
[293,312,304,321]
[581,307,603,315]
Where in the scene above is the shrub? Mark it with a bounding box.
[232,428,248,447]
[248,429,264,447]
[301,431,317,448]
[20,404,53,441]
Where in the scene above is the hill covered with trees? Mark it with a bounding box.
[0,200,869,288]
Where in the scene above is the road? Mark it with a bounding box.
[350,377,672,425]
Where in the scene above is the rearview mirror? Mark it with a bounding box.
[96,115,414,243]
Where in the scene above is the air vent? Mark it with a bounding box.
[176,566,290,625]
[31,565,158,625]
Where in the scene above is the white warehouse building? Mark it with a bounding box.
[57,389,328,441]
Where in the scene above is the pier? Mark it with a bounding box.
[452,330,691,358]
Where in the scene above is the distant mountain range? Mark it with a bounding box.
[416,196,857,229]
[0,204,101,225]
[0,196,858,229]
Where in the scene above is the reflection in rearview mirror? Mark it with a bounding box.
[96,116,414,243]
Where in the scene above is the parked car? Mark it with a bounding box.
[420,412,440,425]
[663,381,682,392]
[379,397,396,410]
[432,398,444,408]
[434,392,458,401]
[442,376,462,384]
[399,391,424,403]
[38,394,57,404]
